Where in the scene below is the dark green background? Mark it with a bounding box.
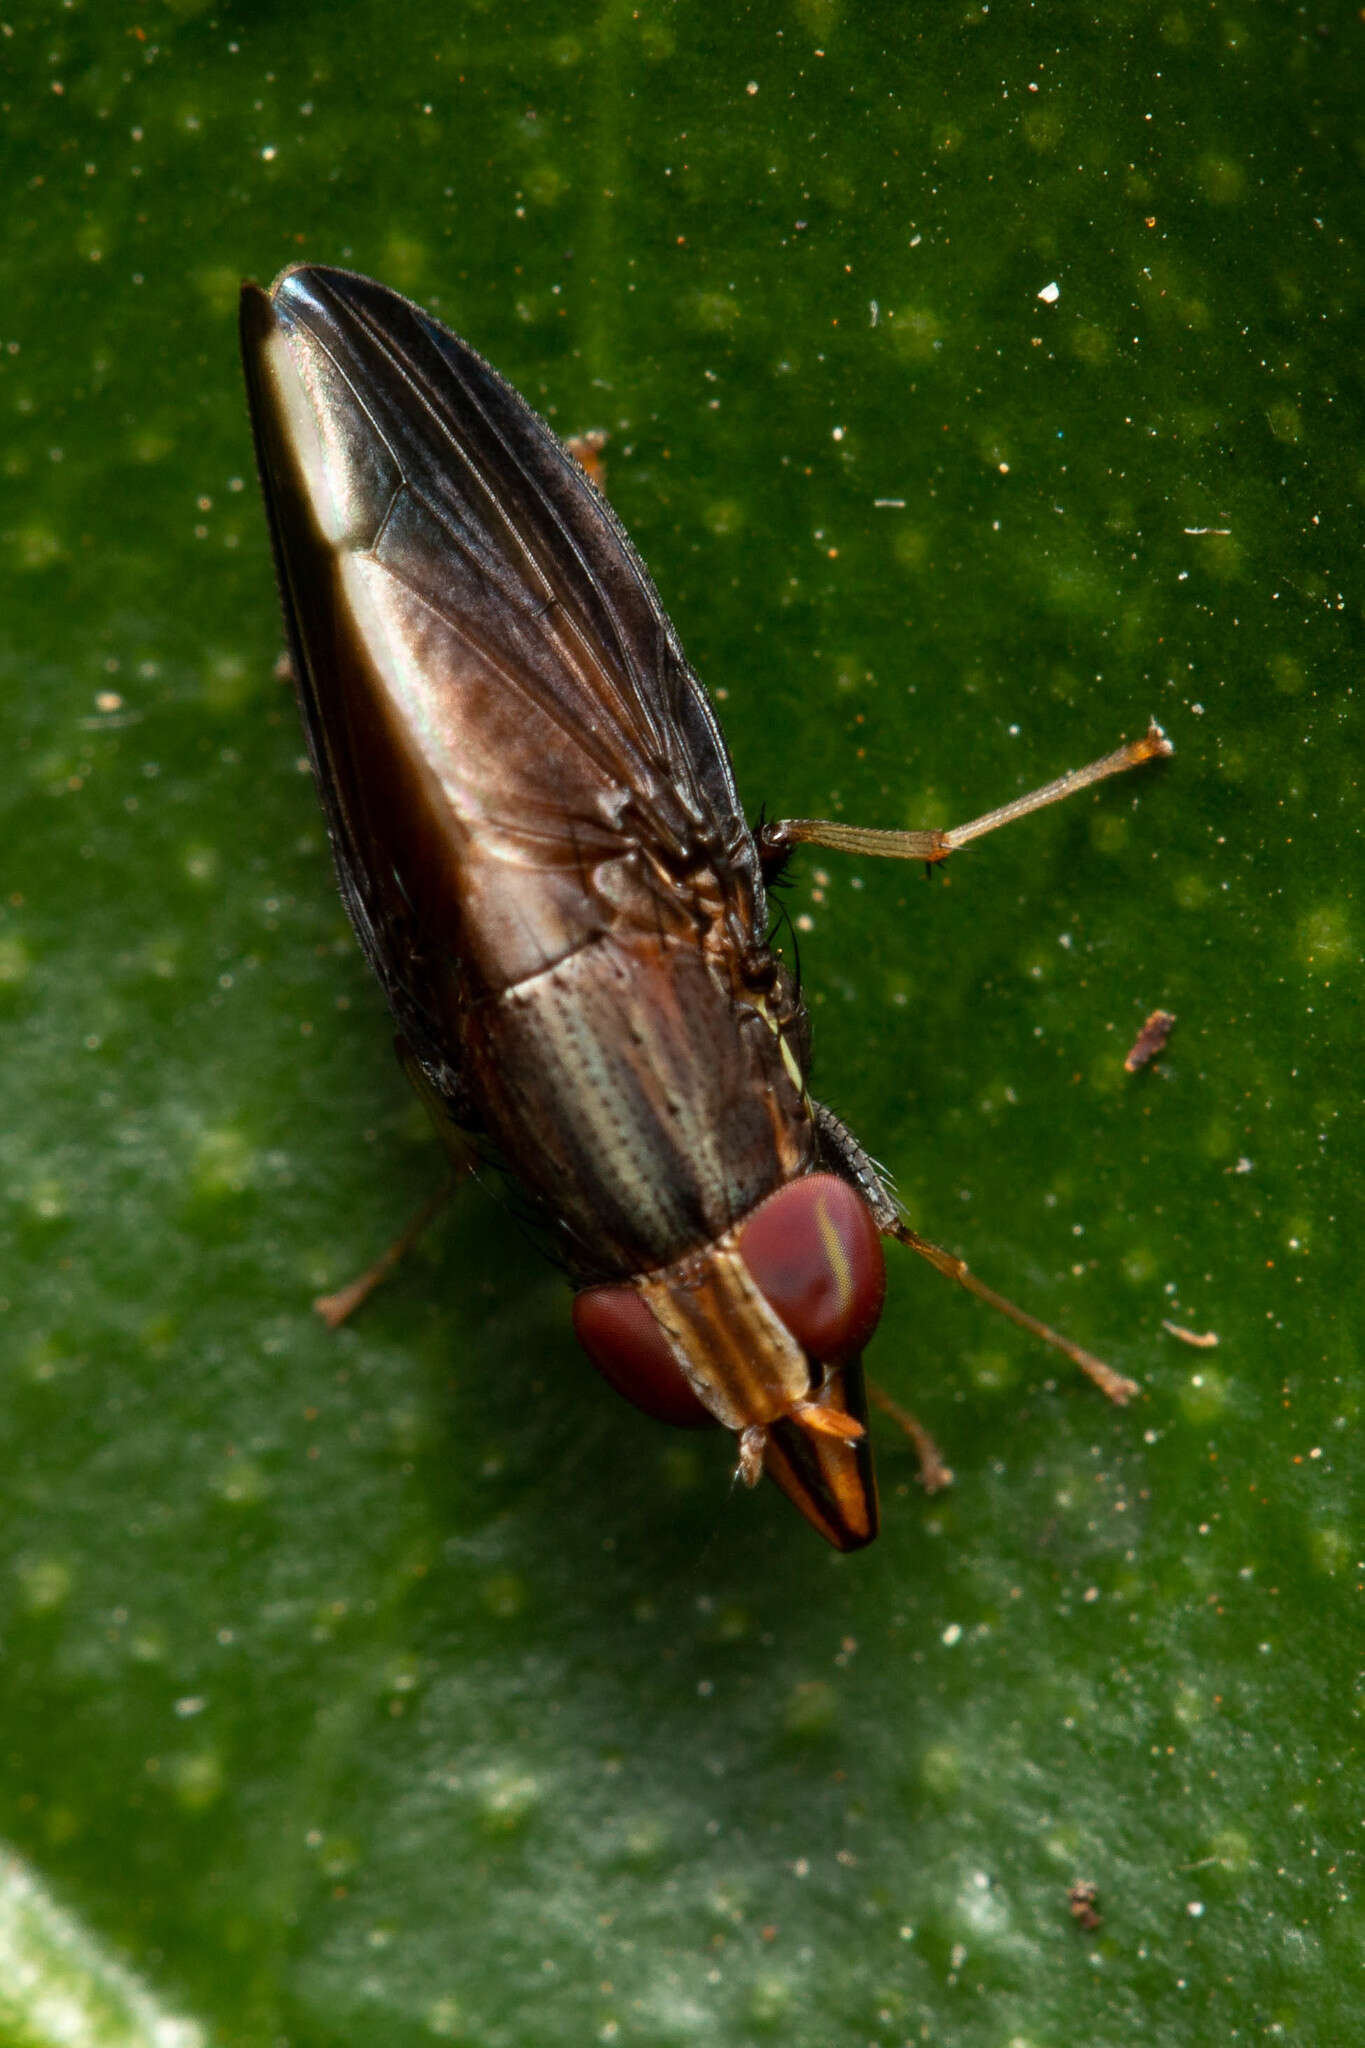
[2,3,1360,2043]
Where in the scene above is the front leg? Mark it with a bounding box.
[812,1101,1138,1406]
[811,1099,952,1491]
[812,1098,901,1229]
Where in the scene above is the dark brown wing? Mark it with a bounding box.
[240,266,763,1091]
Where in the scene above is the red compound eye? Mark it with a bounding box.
[572,1285,715,1429]
[738,1174,886,1362]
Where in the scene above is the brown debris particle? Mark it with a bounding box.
[1124,1008,1177,1072]
[564,428,609,490]
[1068,1880,1103,1931]
[1161,1320,1220,1349]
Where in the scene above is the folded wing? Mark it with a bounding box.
[240,266,762,1073]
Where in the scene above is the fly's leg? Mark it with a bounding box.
[812,1101,1139,1408]
[886,1218,1139,1405]
[314,1176,460,1329]
[867,1383,954,1493]
[314,1037,479,1328]
[812,1099,900,1219]
[811,1102,953,1487]
[757,721,1171,870]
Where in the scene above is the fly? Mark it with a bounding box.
[240,266,1171,1552]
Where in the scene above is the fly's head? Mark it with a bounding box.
[573,1174,887,1550]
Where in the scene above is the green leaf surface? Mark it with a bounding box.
[3,4,1359,2044]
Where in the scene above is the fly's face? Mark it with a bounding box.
[574,1174,887,1550]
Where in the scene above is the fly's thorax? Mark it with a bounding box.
[745,979,811,1114]
[461,926,816,1279]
